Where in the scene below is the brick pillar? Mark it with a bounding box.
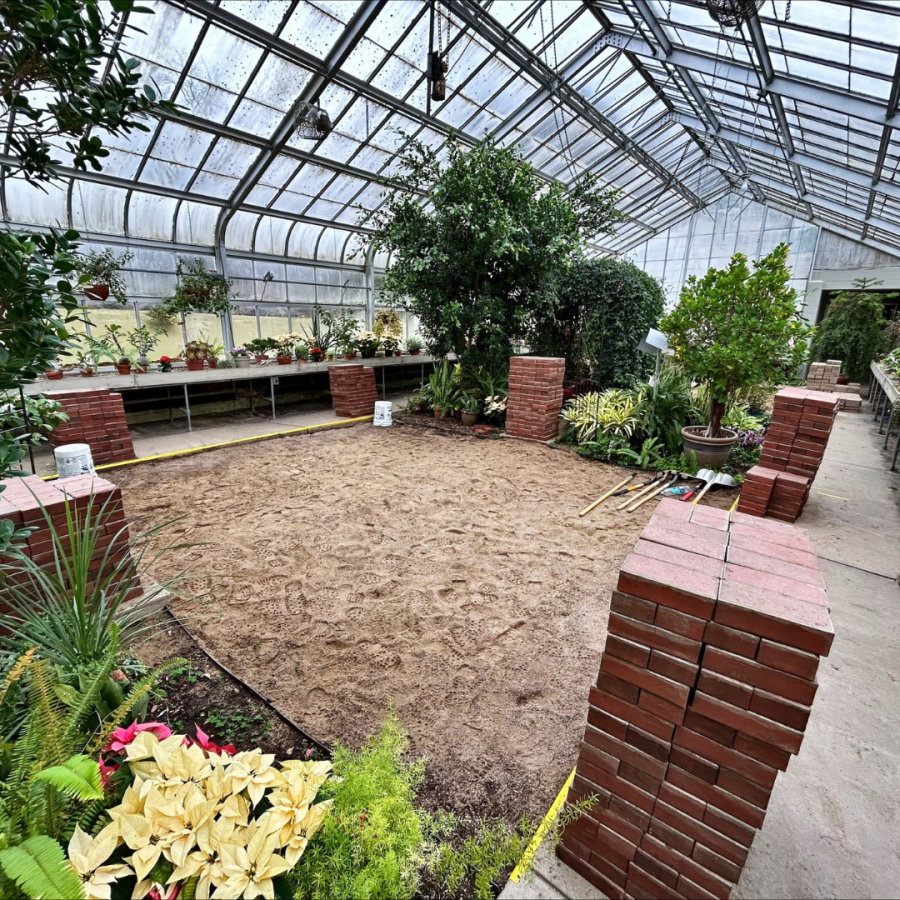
[328,364,377,418]
[505,356,565,442]
[738,387,839,522]
[559,499,833,900]
[0,474,140,606]
[44,387,135,464]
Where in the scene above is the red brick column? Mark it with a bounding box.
[559,499,833,900]
[505,356,565,441]
[328,364,377,418]
[737,387,840,522]
[43,387,135,464]
[0,474,140,605]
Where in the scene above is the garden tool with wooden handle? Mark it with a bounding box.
[626,472,678,511]
[616,472,666,510]
[579,474,634,517]
[690,469,738,505]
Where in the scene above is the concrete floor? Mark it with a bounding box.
[502,408,900,900]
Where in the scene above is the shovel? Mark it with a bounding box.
[690,469,737,505]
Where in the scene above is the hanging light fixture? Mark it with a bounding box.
[705,0,764,28]
[294,101,332,141]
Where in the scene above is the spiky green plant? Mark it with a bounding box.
[0,487,191,669]
[561,389,643,442]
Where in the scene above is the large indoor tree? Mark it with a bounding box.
[364,136,623,369]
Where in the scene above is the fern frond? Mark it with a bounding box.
[26,660,68,769]
[86,657,185,758]
[60,639,119,755]
[32,756,103,803]
[0,648,37,708]
[0,835,84,900]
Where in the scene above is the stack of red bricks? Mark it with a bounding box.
[505,356,565,442]
[737,387,840,523]
[0,474,139,604]
[44,387,135,464]
[328,364,377,418]
[559,499,832,900]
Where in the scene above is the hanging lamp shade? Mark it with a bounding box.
[294,102,332,140]
[705,0,764,28]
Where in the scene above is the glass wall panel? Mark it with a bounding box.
[231,306,259,347]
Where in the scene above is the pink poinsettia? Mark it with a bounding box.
[189,725,237,756]
[148,884,181,900]
[99,757,120,788]
[101,721,172,755]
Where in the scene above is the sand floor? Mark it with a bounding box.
[124,424,733,821]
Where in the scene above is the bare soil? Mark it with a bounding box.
[120,424,737,823]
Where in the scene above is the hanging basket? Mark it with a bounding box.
[705,0,764,27]
[294,102,332,141]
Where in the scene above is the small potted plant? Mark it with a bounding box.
[294,342,310,364]
[246,338,271,364]
[429,361,456,419]
[661,243,812,469]
[309,343,326,363]
[274,333,300,364]
[230,346,252,368]
[459,392,480,427]
[159,355,174,372]
[184,340,211,371]
[45,365,64,381]
[381,333,401,357]
[354,330,380,359]
[128,326,157,372]
[405,336,424,356]
[206,339,225,368]
[104,324,139,374]
[77,249,133,304]
[78,335,114,376]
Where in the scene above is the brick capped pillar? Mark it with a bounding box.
[559,499,833,900]
[0,474,140,605]
[505,356,565,442]
[43,387,135,464]
[328,364,377,418]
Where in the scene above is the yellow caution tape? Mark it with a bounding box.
[729,496,740,512]
[817,491,850,501]
[40,415,374,480]
[509,767,576,883]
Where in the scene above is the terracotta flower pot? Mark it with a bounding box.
[86,284,109,301]
[81,368,94,377]
[461,411,478,427]
[345,352,357,360]
[186,359,204,371]
[681,425,738,469]
[434,407,443,419]
[409,349,420,356]
[46,370,63,380]
[394,350,402,357]
[255,354,268,364]
[115,363,132,375]
[208,358,218,369]
[277,355,292,365]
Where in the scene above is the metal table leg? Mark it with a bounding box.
[270,375,276,422]
[183,384,192,433]
[884,401,894,449]
[892,420,900,472]
[872,381,883,420]
[878,389,889,433]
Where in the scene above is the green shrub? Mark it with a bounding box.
[561,389,643,442]
[810,279,892,382]
[528,257,666,384]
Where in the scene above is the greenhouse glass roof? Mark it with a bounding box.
[6,0,900,264]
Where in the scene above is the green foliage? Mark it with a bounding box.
[0,395,69,447]
[528,256,666,384]
[0,0,176,183]
[289,711,428,900]
[141,304,178,336]
[404,336,424,353]
[616,437,665,469]
[0,835,83,900]
[366,135,622,369]
[31,755,102,802]
[810,278,892,382]
[635,367,703,456]
[0,488,189,669]
[428,360,458,411]
[205,707,272,745]
[562,390,643,442]
[161,259,235,318]
[661,244,812,438]
[76,249,132,304]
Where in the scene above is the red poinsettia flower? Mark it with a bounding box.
[189,725,237,756]
[101,721,172,755]
[99,757,120,788]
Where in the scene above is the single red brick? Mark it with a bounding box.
[579,739,619,776]
[729,520,814,554]
[601,651,692,708]
[670,745,719,784]
[585,725,668,780]
[658,781,706,820]
[597,671,641,705]
[589,688,675,742]
[653,800,749,866]
[715,584,834,656]
[634,538,725,578]
[703,647,818,706]
[674,727,777,791]
[748,687,811,731]
[633,848,679,890]
[703,621,760,659]
[655,605,708,641]
[611,589,658,623]
[572,775,613,809]
[587,804,646,847]
[666,765,765,828]
[647,817,695,857]
[606,634,651,669]
[691,842,742,885]
[732,733,792,772]
[682,710,737,747]
[648,649,699,686]
[715,767,772,809]
[617,554,719,620]
[697,670,753,709]
[638,521,727,563]
[724,563,827,608]
[653,498,693,522]
[726,546,825,589]
[592,821,639,871]
[619,761,663,796]
[625,723,671,762]
[692,693,804,754]
[609,794,652,832]
[756,639,820,680]
[689,505,730,530]
[703,803,756,848]
[588,705,629,742]
[639,690,687,726]
[609,613,703,663]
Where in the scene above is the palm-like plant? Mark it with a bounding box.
[561,390,642,442]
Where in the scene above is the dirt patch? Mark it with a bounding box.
[119,425,735,823]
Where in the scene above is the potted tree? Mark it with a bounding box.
[77,249,133,304]
[661,243,811,468]
[184,340,211,371]
[128,326,157,372]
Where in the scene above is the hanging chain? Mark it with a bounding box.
[785,0,792,23]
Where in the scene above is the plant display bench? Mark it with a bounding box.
[870,361,900,471]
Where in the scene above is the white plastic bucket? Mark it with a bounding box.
[373,401,393,427]
[54,443,96,478]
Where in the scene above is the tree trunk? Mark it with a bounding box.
[707,399,726,438]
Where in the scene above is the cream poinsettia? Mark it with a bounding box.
[67,823,132,900]
[280,799,333,867]
[157,784,218,869]
[215,820,292,900]
[279,760,332,793]
[115,786,174,881]
[167,816,236,900]
[227,750,279,808]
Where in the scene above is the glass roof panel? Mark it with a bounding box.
[175,202,217,245]
[128,192,178,240]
